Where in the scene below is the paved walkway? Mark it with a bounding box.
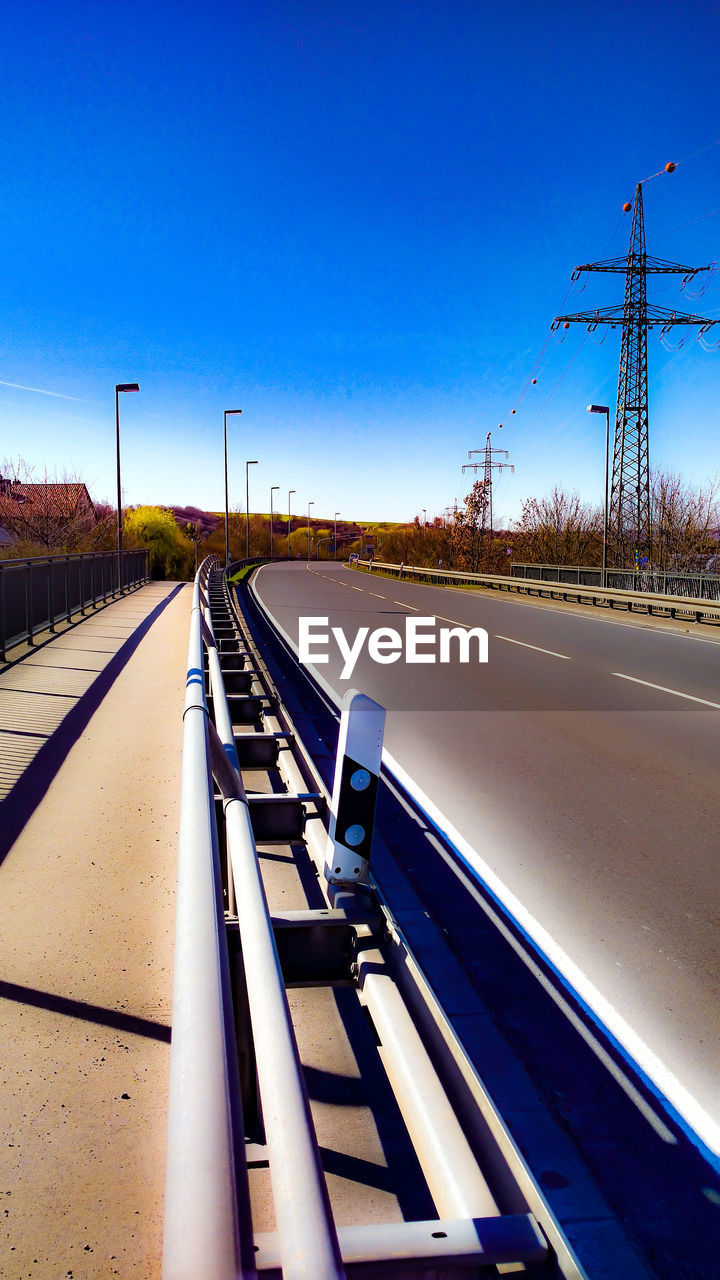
[0,581,190,1279]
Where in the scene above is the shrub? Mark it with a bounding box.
[123,506,195,580]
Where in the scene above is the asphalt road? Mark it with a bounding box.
[252,560,720,1158]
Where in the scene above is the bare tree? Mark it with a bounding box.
[514,487,601,565]
[454,482,486,572]
[651,469,720,572]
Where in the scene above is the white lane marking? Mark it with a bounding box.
[435,615,470,628]
[612,672,720,709]
[360,570,720,647]
[394,601,420,610]
[349,585,365,593]
[369,592,386,598]
[495,634,571,660]
[325,565,720,648]
[250,566,720,1155]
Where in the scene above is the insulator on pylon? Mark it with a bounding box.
[665,161,676,173]
[623,201,632,213]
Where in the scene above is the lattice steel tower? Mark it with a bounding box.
[553,182,718,567]
[462,432,514,544]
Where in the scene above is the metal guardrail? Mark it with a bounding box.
[356,559,720,624]
[164,557,344,1280]
[228,557,275,571]
[163,558,246,1280]
[511,561,720,601]
[0,549,149,660]
[163,557,563,1279]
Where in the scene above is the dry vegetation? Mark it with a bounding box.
[2,457,717,579]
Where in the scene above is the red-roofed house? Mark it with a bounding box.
[0,478,97,550]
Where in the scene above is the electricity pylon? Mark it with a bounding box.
[462,431,514,545]
[553,182,718,567]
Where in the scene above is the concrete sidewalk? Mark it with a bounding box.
[0,581,190,1279]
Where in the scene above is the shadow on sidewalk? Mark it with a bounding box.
[0,583,186,867]
[0,979,171,1042]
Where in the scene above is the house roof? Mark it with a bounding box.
[0,482,97,548]
[0,481,95,521]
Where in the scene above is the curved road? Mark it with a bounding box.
[252,560,720,1158]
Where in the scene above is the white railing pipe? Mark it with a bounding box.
[163,565,253,1280]
[206,713,344,1280]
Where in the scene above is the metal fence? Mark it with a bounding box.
[0,549,149,660]
[510,562,720,601]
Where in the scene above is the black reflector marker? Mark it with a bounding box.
[325,689,386,884]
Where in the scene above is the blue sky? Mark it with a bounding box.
[1,0,719,525]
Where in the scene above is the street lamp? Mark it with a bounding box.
[270,485,279,559]
[246,460,258,559]
[587,405,610,589]
[288,489,295,559]
[307,501,314,560]
[115,382,139,592]
[334,511,340,560]
[223,409,242,567]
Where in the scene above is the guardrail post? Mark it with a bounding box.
[325,690,385,885]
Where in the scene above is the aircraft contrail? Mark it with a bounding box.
[0,379,87,402]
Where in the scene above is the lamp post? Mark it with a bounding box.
[307,501,314,560]
[270,485,279,559]
[246,460,258,560]
[223,409,242,567]
[587,405,610,589]
[115,382,139,592]
[288,489,295,559]
[334,511,340,560]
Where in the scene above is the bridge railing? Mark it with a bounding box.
[0,549,149,660]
